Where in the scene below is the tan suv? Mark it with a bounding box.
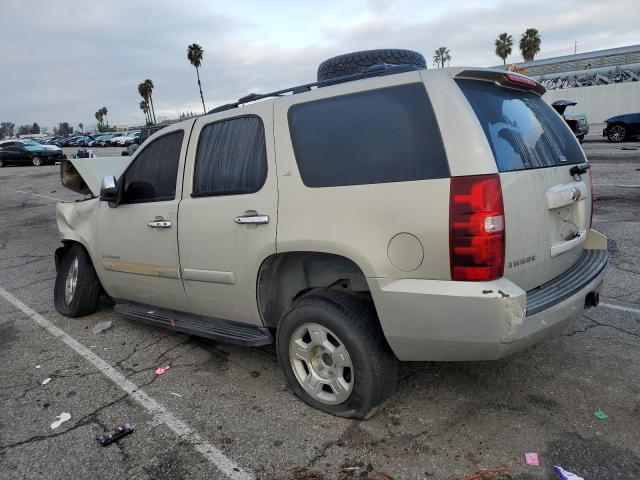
[54,50,608,419]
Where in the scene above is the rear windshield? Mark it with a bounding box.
[456,79,584,172]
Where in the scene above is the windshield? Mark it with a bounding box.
[21,139,40,146]
[456,79,584,172]
[25,145,45,152]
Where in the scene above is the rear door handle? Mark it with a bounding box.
[148,217,172,228]
[234,214,269,225]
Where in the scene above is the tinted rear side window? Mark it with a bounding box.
[121,131,183,204]
[193,116,267,196]
[288,83,449,188]
[456,79,584,172]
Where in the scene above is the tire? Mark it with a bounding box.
[32,156,43,167]
[317,49,426,82]
[578,135,584,144]
[54,244,101,317]
[0,159,4,168]
[277,289,397,419]
[607,124,627,143]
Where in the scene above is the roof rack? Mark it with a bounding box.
[207,63,421,114]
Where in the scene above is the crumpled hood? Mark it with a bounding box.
[60,156,131,196]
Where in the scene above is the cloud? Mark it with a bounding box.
[0,0,638,130]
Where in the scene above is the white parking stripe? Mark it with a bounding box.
[600,302,640,315]
[8,189,66,202]
[0,286,253,480]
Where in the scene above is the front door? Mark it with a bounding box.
[178,101,278,325]
[95,123,193,310]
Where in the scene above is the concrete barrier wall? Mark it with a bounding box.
[544,82,640,123]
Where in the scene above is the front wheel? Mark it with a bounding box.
[0,159,4,168]
[32,156,44,167]
[608,125,626,143]
[277,289,397,419]
[54,244,101,317]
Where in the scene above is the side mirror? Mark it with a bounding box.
[100,175,118,203]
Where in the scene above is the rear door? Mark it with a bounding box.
[178,101,277,326]
[457,78,591,290]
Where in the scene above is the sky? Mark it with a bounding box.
[1,0,639,131]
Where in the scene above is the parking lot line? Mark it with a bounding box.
[6,189,67,202]
[600,302,640,315]
[0,286,253,480]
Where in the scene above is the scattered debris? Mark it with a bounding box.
[593,410,608,420]
[250,370,260,378]
[170,392,182,398]
[461,467,511,480]
[554,466,585,480]
[35,365,41,369]
[482,290,494,294]
[97,422,134,446]
[51,412,71,430]
[525,452,540,466]
[155,366,170,375]
[92,320,112,334]
[621,147,638,151]
[41,377,52,385]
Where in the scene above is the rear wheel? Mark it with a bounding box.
[277,289,397,419]
[32,156,43,167]
[54,244,101,317]
[608,124,627,143]
[0,159,4,168]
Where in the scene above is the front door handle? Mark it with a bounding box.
[235,214,269,225]
[148,217,172,228]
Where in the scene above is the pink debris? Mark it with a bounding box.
[525,453,540,466]
[155,366,170,375]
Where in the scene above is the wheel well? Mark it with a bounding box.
[257,252,373,329]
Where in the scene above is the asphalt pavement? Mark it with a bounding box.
[0,136,639,480]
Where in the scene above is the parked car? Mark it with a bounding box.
[89,134,111,147]
[55,50,608,419]
[551,100,588,143]
[0,142,64,167]
[603,112,640,142]
[0,139,65,156]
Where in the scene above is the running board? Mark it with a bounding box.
[114,301,273,347]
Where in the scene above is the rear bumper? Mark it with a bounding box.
[370,236,608,361]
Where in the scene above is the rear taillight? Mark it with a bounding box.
[450,174,505,281]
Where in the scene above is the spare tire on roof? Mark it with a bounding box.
[317,49,426,82]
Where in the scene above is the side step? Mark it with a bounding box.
[114,301,273,347]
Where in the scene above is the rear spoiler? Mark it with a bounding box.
[454,68,546,96]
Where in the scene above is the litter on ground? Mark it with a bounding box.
[92,320,113,334]
[593,410,608,420]
[50,412,71,430]
[525,452,540,466]
[41,377,52,385]
[554,466,585,480]
[97,422,135,446]
[155,366,170,375]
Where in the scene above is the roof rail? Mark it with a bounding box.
[207,63,421,114]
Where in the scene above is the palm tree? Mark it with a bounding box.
[139,100,151,124]
[100,107,108,126]
[495,33,513,65]
[78,122,84,132]
[138,83,153,124]
[433,47,451,69]
[520,28,541,62]
[143,79,156,123]
[94,111,102,128]
[187,43,206,114]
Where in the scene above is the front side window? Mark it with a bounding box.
[287,83,449,188]
[193,116,267,197]
[121,130,184,204]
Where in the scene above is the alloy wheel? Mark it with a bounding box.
[609,125,626,142]
[64,257,79,306]
[289,323,354,405]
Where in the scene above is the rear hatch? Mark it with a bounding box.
[456,77,591,290]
